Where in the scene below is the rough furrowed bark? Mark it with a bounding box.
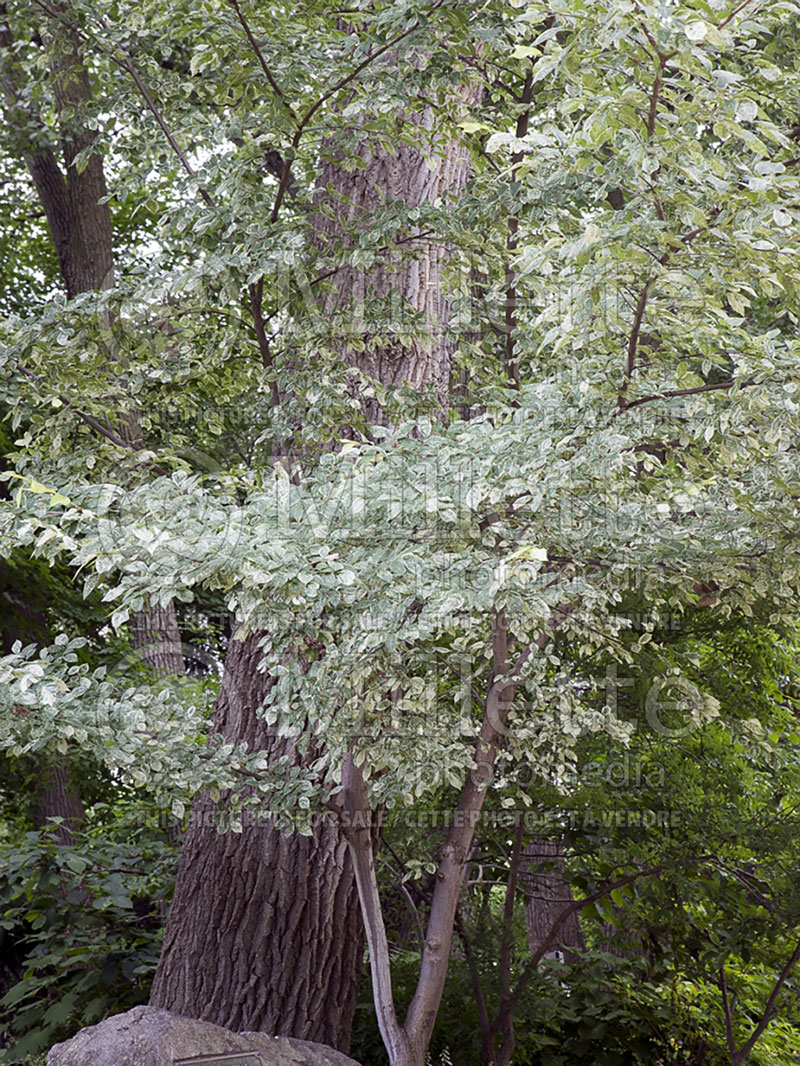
[313,101,475,409]
[150,631,364,1049]
[152,91,476,1048]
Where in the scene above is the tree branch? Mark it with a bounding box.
[293,0,444,142]
[717,0,759,31]
[403,610,559,1054]
[30,0,216,207]
[226,0,296,123]
[453,910,492,1044]
[504,67,534,393]
[618,376,758,413]
[15,364,168,473]
[731,936,800,1065]
[500,861,670,1025]
[720,965,738,1061]
[494,816,523,1066]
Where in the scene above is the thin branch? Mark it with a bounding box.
[226,0,296,123]
[30,0,216,207]
[249,278,280,405]
[341,755,408,1064]
[493,816,524,1066]
[294,0,444,143]
[269,1,445,223]
[631,1,660,58]
[733,936,800,1065]
[717,0,760,31]
[116,55,215,208]
[623,279,652,385]
[454,910,492,1039]
[500,861,671,1025]
[15,363,172,474]
[499,816,524,1005]
[720,966,738,1060]
[398,881,427,952]
[504,67,534,394]
[646,66,662,140]
[618,376,758,413]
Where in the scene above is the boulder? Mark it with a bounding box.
[46,1006,362,1066]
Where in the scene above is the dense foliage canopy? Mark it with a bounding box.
[3,0,800,1063]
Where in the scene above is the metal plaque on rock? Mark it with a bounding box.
[174,1054,264,1066]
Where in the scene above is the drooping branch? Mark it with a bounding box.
[619,376,759,413]
[267,0,446,227]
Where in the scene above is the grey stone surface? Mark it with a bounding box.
[46,1006,362,1066]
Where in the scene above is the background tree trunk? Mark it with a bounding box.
[522,839,585,965]
[1,3,184,845]
[151,98,475,1048]
[0,581,85,846]
[2,5,185,672]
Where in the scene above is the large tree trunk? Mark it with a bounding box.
[313,105,471,407]
[150,632,364,1046]
[151,97,474,1047]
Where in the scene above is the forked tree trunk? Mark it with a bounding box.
[151,95,474,1048]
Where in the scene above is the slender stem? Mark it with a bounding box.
[646,66,662,140]
[30,0,216,207]
[499,817,524,1005]
[117,56,215,208]
[504,68,534,393]
[341,755,409,1064]
[717,0,759,31]
[733,935,800,1065]
[292,0,445,145]
[453,911,492,1053]
[720,965,738,1061]
[625,279,652,382]
[226,0,296,122]
[493,816,523,1066]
